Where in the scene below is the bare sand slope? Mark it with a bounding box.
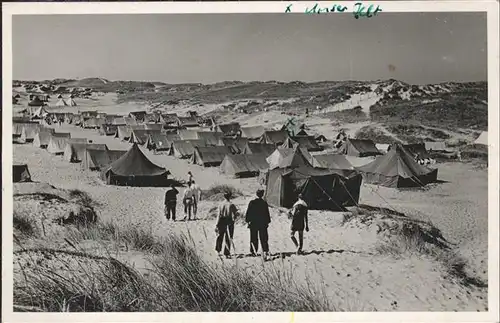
[13,122,488,310]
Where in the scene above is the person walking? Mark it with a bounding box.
[215,192,238,258]
[245,189,271,258]
[164,184,179,221]
[182,182,195,221]
[290,194,309,255]
[190,180,202,220]
[187,171,194,184]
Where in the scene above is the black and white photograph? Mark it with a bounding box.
[2,2,499,319]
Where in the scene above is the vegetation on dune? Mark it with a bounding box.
[342,206,487,289]
[325,106,370,125]
[203,184,243,201]
[384,123,451,143]
[354,125,401,144]
[14,219,334,312]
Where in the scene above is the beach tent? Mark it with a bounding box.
[115,125,133,140]
[264,166,362,211]
[266,146,314,170]
[144,132,172,152]
[64,142,108,163]
[178,129,199,140]
[13,164,32,183]
[160,113,178,126]
[219,137,250,154]
[101,143,170,187]
[129,111,147,122]
[33,129,56,148]
[220,153,269,178]
[280,136,322,152]
[340,138,382,157]
[281,119,308,137]
[82,149,126,171]
[240,126,265,140]
[13,122,38,138]
[392,143,430,159]
[144,123,163,131]
[424,141,450,152]
[99,124,119,136]
[216,123,241,137]
[124,117,138,126]
[190,146,232,167]
[197,131,225,146]
[19,123,42,143]
[47,133,72,155]
[177,116,199,128]
[128,129,161,145]
[55,98,68,107]
[31,106,49,119]
[258,130,289,145]
[111,117,126,125]
[169,140,207,159]
[357,144,438,188]
[474,131,488,146]
[28,97,45,107]
[241,143,277,156]
[312,154,354,171]
[67,98,77,107]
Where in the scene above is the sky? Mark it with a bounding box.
[12,12,487,85]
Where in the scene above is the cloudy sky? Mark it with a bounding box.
[12,12,487,84]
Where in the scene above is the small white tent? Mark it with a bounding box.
[67,98,77,107]
[474,131,488,145]
[56,98,68,107]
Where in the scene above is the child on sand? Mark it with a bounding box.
[290,194,309,255]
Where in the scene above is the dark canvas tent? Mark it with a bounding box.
[124,117,138,126]
[266,146,314,170]
[220,153,269,178]
[216,123,241,137]
[259,130,289,145]
[115,125,133,140]
[144,123,163,131]
[264,166,362,211]
[340,138,382,157]
[291,136,322,152]
[13,164,32,182]
[240,126,265,140]
[312,154,354,171]
[128,129,161,145]
[190,146,232,167]
[19,123,42,143]
[357,144,438,188]
[47,133,72,154]
[63,143,108,163]
[177,116,199,128]
[394,143,430,159]
[197,131,224,146]
[28,97,45,107]
[219,137,249,154]
[99,124,119,136]
[101,143,170,187]
[129,111,147,122]
[33,129,56,148]
[242,143,276,156]
[82,149,126,171]
[178,129,199,140]
[169,140,207,158]
[145,132,172,152]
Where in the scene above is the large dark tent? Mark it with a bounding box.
[258,130,289,145]
[82,149,126,171]
[357,144,438,188]
[242,143,276,156]
[190,146,232,167]
[393,143,430,159]
[13,164,32,182]
[340,138,382,157]
[101,143,170,186]
[264,166,362,211]
[197,131,225,146]
[220,153,269,178]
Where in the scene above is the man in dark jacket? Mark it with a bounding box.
[245,189,271,258]
[164,184,179,221]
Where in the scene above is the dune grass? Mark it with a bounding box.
[14,219,334,312]
[203,184,243,201]
[13,210,37,238]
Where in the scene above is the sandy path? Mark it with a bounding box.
[13,122,488,311]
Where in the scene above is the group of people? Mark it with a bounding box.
[164,173,310,260]
[164,171,201,221]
